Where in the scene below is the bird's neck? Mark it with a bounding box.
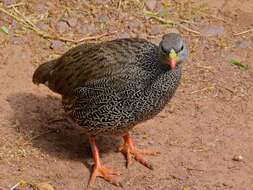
[151,64,182,98]
[133,64,182,121]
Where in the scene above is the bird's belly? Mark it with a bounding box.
[63,91,170,136]
[62,72,180,136]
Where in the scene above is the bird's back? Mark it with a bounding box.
[33,38,158,96]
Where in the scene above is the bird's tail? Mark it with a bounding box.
[32,59,57,85]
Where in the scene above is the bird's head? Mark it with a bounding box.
[159,33,188,70]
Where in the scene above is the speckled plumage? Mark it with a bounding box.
[33,36,183,136]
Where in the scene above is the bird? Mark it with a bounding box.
[32,33,188,188]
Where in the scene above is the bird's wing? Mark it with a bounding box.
[47,38,156,96]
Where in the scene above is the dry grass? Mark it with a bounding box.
[0,3,116,43]
[0,0,217,44]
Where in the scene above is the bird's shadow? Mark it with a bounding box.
[7,92,121,171]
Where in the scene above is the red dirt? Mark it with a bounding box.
[0,0,253,190]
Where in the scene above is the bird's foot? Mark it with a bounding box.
[119,133,160,170]
[87,137,122,189]
[87,164,122,188]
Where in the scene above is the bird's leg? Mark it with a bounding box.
[87,137,122,188]
[119,132,160,170]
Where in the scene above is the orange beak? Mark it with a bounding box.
[168,49,177,70]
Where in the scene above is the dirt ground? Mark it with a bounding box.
[0,0,253,190]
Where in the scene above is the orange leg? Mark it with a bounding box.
[87,137,122,188]
[119,132,160,170]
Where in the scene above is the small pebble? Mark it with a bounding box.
[235,40,251,49]
[200,25,225,37]
[94,0,110,5]
[149,25,161,35]
[10,36,22,45]
[10,20,17,29]
[56,21,70,34]
[36,22,49,31]
[50,40,64,50]
[232,155,243,162]
[145,0,157,11]
[158,7,172,17]
[35,2,49,14]
[98,15,109,23]
[148,140,154,145]
[78,23,97,34]
[3,0,16,6]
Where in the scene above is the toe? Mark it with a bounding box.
[136,148,160,156]
[87,165,122,188]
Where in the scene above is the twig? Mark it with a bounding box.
[6,2,26,8]
[177,23,200,35]
[10,180,27,190]
[12,6,38,29]
[233,28,253,36]
[0,6,31,28]
[144,11,200,35]
[201,12,229,23]
[186,167,205,172]
[118,0,122,9]
[194,64,216,73]
[191,86,215,94]
[60,31,117,43]
[145,11,174,24]
[169,174,182,180]
[179,19,196,25]
[215,83,235,94]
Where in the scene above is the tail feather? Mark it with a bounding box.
[32,60,57,85]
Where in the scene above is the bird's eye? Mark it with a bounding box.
[179,45,184,52]
[161,44,167,54]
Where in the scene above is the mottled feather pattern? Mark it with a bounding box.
[47,39,156,96]
[34,37,183,136]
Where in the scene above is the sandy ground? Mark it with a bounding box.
[0,0,253,190]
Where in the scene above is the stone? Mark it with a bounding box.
[56,21,70,34]
[36,22,49,31]
[50,40,65,50]
[201,25,225,37]
[10,36,22,45]
[78,23,97,34]
[145,0,157,11]
[35,2,49,14]
[3,0,16,6]
[235,40,251,49]
[232,155,243,162]
[94,0,110,5]
[149,25,161,35]
[98,15,109,23]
